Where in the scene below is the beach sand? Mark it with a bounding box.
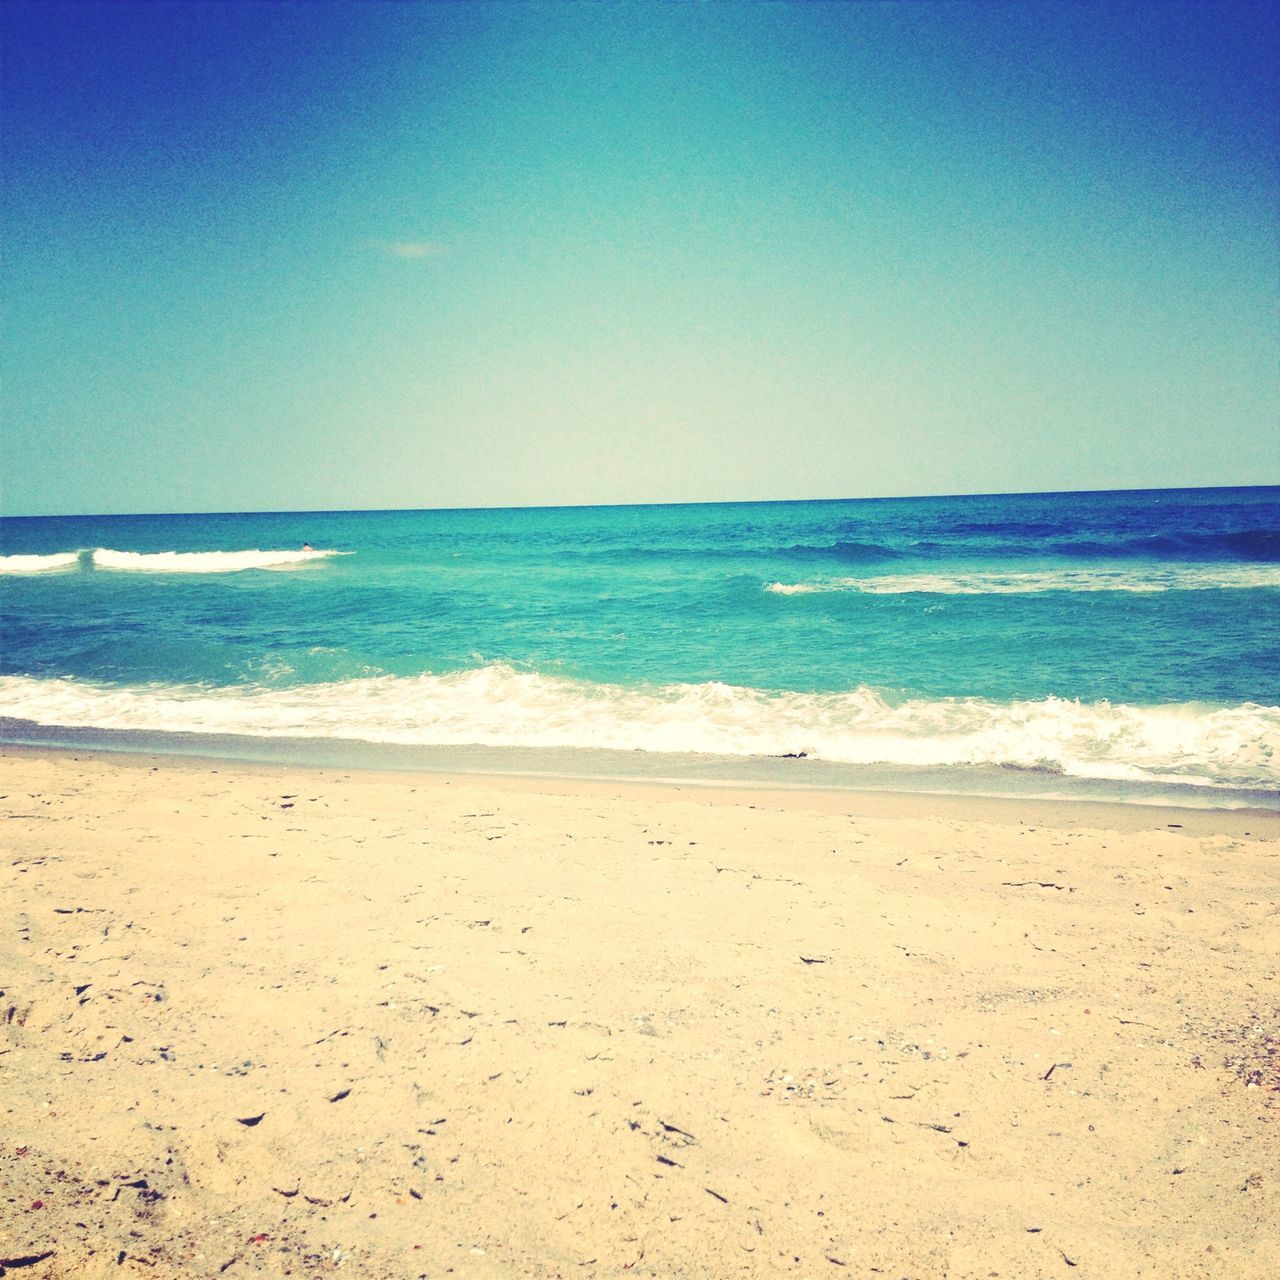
[1,748,1276,1279]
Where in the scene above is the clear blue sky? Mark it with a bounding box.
[3,0,1277,516]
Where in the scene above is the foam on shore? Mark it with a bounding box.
[2,667,1275,792]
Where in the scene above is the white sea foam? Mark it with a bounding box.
[91,548,344,573]
[1,669,1276,790]
[765,565,1280,596]
[0,552,81,574]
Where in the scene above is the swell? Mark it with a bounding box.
[1,669,1275,790]
[903,528,1280,562]
[559,529,1280,566]
[545,540,909,564]
[781,540,906,563]
[1044,529,1280,561]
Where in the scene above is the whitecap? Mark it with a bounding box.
[765,565,1280,596]
[0,552,81,574]
[91,548,346,573]
[1,669,1275,791]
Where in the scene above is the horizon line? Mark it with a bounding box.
[3,480,1277,522]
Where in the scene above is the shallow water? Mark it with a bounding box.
[3,487,1277,799]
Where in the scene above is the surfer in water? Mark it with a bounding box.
[302,543,313,552]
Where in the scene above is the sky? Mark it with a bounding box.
[2,0,1277,516]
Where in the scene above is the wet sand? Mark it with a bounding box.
[2,747,1276,1278]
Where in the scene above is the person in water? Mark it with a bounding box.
[302,543,313,552]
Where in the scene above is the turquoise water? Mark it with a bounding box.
[3,487,1277,800]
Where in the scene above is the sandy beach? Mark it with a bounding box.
[1,747,1276,1279]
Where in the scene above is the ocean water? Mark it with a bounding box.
[2,488,1277,805]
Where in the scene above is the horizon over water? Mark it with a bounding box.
[8,480,1273,521]
[3,485,1277,808]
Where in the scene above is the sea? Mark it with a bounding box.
[2,487,1277,808]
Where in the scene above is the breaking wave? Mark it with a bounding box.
[91,548,345,573]
[0,552,81,574]
[765,565,1280,596]
[1,668,1275,790]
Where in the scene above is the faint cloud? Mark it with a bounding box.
[365,239,448,260]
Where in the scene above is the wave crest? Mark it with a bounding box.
[1109,528,1280,562]
[784,540,904,563]
[0,552,81,574]
[1,669,1275,790]
[765,565,1280,596]
[91,548,344,573]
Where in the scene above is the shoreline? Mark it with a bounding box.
[5,722,1276,814]
[4,739,1277,835]
[3,747,1277,1277]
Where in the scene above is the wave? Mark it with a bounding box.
[91,548,345,573]
[0,552,81,574]
[942,519,1075,539]
[1118,529,1280,561]
[851,528,1280,563]
[765,564,1280,596]
[544,540,909,564]
[921,524,1280,558]
[759,528,1278,567]
[1,669,1275,790]
[782,540,905,563]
